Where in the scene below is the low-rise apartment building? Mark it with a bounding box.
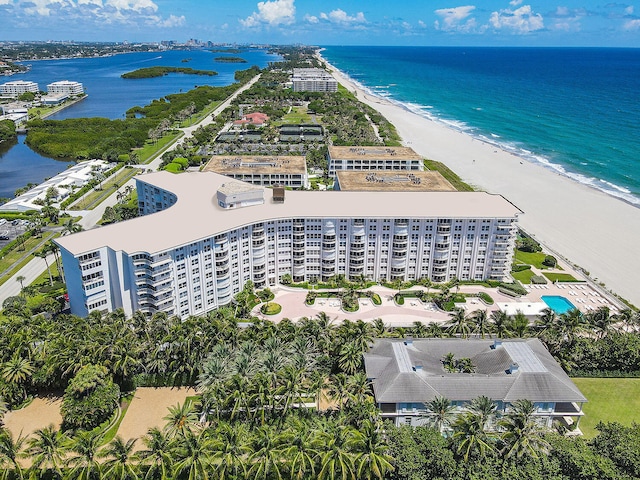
[292,68,338,92]
[328,145,424,177]
[0,80,38,97]
[364,338,586,432]
[47,80,84,96]
[203,155,309,188]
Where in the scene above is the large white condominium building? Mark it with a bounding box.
[0,80,39,97]
[47,80,84,96]
[328,146,424,177]
[55,171,521,319]
[203,155,309,189]
[292,68,338,92]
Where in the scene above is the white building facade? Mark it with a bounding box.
[0,80,39,97]
[328,146,424,177]
[292,68,338,92]
[55,172,521,319]
[47,80,84,96]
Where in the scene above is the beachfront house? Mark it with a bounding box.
[364,337,586,433]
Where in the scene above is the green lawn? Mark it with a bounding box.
[514,250,549,269]
[543,272,579,283]
[279,107,312,124]
[511,269,535,284]
[572,378,640,438]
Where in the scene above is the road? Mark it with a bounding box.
[0,75,261,307]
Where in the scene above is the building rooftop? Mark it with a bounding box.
[336,171,456,192]
[55,171,522,256]
[328,145,423,161]
[364,338,586,404]
[203,156,307,175]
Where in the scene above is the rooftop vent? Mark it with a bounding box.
[413,362,423,372]
[492,339,503,349]
[272,186,285,203]
[508,363,519,374]
[404,336,413,346]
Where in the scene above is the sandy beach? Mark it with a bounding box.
[317,53,640,308]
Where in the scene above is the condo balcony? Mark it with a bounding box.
[322,242,336,250]
[216,267,230,277]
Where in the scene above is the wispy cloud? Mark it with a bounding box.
[623,18,640,30]
[489,5,544,33]
[240,0,295,28]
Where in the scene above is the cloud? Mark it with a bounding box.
[434,5,478,32]
[623,18,640,29]
[1,0,181,27]
[625,5,634,14]
[319,8,366,24]
[240,0,295,27]
[547,6,586,31]
[304,13,318,23]
[489,5,544,33]
[418,20,426,28]
[509,0,523,5]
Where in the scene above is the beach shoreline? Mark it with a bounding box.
[317,51,640,308]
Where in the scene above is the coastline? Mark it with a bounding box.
[317,51,640,307]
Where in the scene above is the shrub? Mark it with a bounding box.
[371,293,382,305]
[478,292,494,305]
[516,236,542,253]
[512,264,532,272]
[542,255,558,267]
[260,302,282,315]
[394,294,405,305]
[498,282,528,295]
[531,275,547,284]
[61,365,120,430]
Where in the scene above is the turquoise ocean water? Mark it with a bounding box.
[321,46,640,206]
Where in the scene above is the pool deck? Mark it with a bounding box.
[252,277,622,328]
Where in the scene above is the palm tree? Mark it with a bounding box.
[171,429,213,480]
[354,420,394,480]
[163,402,199,439]
[0,428,27,480]
[424,396,456,433]
[451,412,496,462]
[100,436,139,480]
[34,248,54,286]
[135,427,173,480]
[499,399,550,459]
[24,424,68,479]
[536,308,557,335]
[411,321,428,338]
[1,355,34,402]
[338,342,363,375]
[468,396,497,431]
[490,310,513,338]
[509,311,530,337]
[470,309,491,338]
[281,422,318,480]
[247,426,286,480]
[67,430,103,480]
[317,425,359,480]
[62,219,83,236]
[210,423,249,480]
[446,308,471,339]
[15,275,26,296]
[556,308,587,342]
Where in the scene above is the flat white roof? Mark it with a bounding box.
[56,171,522,256]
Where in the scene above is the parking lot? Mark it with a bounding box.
[0,218,30,246]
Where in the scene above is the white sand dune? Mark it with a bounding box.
[319,53,640,308]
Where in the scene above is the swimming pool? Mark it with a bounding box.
[541,295,577,315]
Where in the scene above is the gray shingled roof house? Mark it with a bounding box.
[364,338,586,431]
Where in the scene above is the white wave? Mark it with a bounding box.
[599,179,632,194]
[490,133,500,138]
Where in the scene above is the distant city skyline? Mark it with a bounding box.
[0,0,639,47]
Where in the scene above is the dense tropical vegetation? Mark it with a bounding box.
[121,67,218,79]
[0,119,16,144]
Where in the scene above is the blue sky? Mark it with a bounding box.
[0,0,638,46]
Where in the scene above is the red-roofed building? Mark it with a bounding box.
[233,112,269,127]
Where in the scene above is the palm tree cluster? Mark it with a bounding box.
[0,408,394,480]
[423,396,550,463]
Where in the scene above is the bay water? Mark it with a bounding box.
[0,48,279,199]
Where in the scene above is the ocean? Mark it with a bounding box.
[321,46,640,206]
[0,48,279,199]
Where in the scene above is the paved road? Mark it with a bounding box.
[0,75,261,306]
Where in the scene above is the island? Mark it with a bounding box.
[121,66,218,79]
[214,56,247,63]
